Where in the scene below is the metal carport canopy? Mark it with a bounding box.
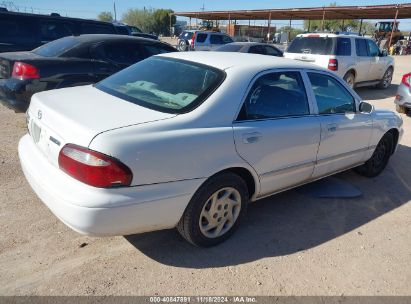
[173,3,411,20]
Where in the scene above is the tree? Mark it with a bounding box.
[122,8,156,33]
[97,11,113,23]
[153,9,176,36]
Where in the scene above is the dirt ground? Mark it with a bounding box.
[0,56,410,296]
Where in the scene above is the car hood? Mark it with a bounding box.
[28,85,176,148]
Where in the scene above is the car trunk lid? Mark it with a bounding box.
[27,85,176,168]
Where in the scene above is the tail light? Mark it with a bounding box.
[190,32,196,50]
[12,62,40,80]
[402,73,411,88]
[328,59,338,71]
[58,144,132,188]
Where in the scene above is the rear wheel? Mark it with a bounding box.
[177,172,249,247]
[343,72,355,89]
[178,40,188,51]
[354,132,393,177]
[377,67,393,89]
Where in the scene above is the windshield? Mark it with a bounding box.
[33,36,79,57]
[96,57,226,114]
[287,37,336,55]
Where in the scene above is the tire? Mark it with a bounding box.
[354,132,393,178]
[178,40,188,51]
[177,172,249,247]
[396,104,406,114]
[377,67,393,89]
[343,72,355,89]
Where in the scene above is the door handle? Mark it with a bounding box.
[327,123,337,132]
[242,132,262,144]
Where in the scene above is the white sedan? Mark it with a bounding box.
[19,52,403,247]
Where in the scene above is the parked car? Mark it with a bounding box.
[215,42,283,57]
[188,31,234,51]
[0,9,121,53]
[177,30,196,51]
[395,72,411,114]
[0,34,176,112]
[113,22,158,40]
[284,33,394,89]
[19,52,403,247]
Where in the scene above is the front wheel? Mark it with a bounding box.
[377,67,393,89]
[177,172,249,247]
[354,132,393,177]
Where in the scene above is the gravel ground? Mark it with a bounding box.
[0,56,410,296]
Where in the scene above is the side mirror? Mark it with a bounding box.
[359,101,373,113]
[380,49,388,57]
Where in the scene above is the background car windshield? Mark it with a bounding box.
[287,37,335,55]
[96,57,225,113]
[33,36,79,57]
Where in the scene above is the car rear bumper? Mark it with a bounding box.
[394,84,411,109]
[0,79,33,112]
[18,134,204,236]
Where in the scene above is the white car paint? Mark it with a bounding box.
[19,52,403,236]
[284,33,394,84]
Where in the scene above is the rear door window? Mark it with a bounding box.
[39,20,74,42]
[264,45,282,56]
[366,40,380,57]
[336,38,351,56]
[210,34,224,44]
[355,39,369,57]
[196,33,208,43]
[143,44,176,55]
[92,41,146,65]
[239,71,309,120]
[287,37,335,55]
[249,45,266,55]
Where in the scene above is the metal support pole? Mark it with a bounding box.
[169,13,172,37]
[321,7,325,31]
[288,19,292,43]
[228,13,231,36]
[342,19,345,31]
[267,11,272,42]
[388,7,399,48]
[308,19,311,32]
[358,19,363,35]
[189,17,191,30]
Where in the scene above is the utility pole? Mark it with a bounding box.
[113,1,117,22]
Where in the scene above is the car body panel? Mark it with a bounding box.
[19,52,403,237]
[394,75,411,110]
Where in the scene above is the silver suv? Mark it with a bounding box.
[190,31,234,51]
[284,33,394,89]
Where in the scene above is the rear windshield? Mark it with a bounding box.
[33,36,79,57]
[96,57,226,114]
[181,31,194,39]
[287,36,336,55]
[216,44,243,52]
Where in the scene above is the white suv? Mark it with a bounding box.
[190,31,234,51]
[284,33,394,89]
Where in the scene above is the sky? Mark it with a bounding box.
[6,0,411,30]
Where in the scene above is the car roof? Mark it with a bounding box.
[62,34,161,44]
[298,32,370,39]
[158,51,321,71]
[226,42,275,46]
